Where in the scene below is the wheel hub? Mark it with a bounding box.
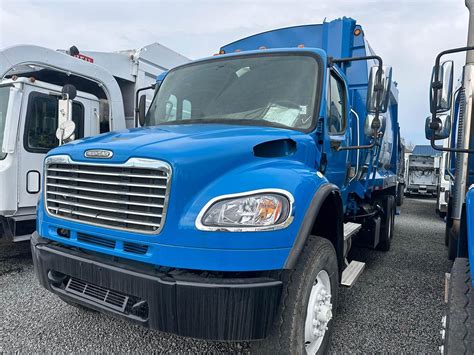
[305,270,332,354]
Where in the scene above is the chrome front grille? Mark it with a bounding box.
[45,155,171,234]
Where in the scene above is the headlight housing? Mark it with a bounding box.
[196,189,294,231]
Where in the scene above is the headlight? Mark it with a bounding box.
[196,189,294,231]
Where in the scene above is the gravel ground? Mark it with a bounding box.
[0,197,451,353]
[329,197,452,353]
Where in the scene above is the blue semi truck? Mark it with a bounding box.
[31,18,400,353]
[425,1,474,354]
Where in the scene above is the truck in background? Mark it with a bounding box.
[425,0,474,353]
[0,44,189,243]
[406,145,441,196]
[437,139,452,218]
[31,18,400,354]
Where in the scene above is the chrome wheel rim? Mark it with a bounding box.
[304,270,332,354]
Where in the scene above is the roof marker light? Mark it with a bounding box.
[259,46,267,50]
[235,49,241,52]
[219,49,225,55]
[298,44,305,48]
[354,28,362,36]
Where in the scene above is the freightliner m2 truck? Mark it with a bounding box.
[0,44,189,243]
[425,1,474,353]
[31,18,400,354]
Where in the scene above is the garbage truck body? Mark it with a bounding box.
[31,18,400,353]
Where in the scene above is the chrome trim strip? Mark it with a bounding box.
[46,198,163,218]
[195,188,294,232]
[44,155,171,235]
[47,206,161,228]
[46,182,166,199]
[46,175,166,189]
[46,191,164,208]
[47,167,167,180]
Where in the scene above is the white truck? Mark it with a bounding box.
[406,145,441,196]
[0,44,189,242]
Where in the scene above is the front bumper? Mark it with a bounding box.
[31,232,282,341]
[0,215,36,243]
[407,185,436,194]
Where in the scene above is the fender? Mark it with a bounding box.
[284,183,343,269]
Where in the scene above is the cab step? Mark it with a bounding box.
[343,222,362,241]
[341,260,366,287]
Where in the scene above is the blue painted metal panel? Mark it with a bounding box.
[465,188,474,286]
[39,124,327,271]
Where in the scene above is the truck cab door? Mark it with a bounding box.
[17,87,100,212]
[323,69,350,188]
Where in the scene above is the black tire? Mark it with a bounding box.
[444,258,474,355]
[445,202,453,246]
[448,228,459,261]
[250,236,339,354]
[377,195,395,252]
[396,184,404,207]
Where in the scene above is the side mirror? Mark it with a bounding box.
[56,120,76,145]
[366,66,392,114]
[430,60,454,113]
[56,84,77,145]
[138,95,147,126]
[425,113,451,140]
[364,114,386,137]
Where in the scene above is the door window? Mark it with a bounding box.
[24,92,84,153]
[327,72,347,134]
[0,87,10,160]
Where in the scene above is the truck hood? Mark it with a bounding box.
[56,124,317,169]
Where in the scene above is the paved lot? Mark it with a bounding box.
[0,197,451,353]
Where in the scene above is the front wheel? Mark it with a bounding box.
[250,236,339,354]
[377,195,395,252]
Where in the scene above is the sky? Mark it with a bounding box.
[0,0,470,145]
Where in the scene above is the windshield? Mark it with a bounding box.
[0,87,10,160]
[145,54,320,130]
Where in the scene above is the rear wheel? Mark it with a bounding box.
[377,195,395,252]
[250,236,338,354]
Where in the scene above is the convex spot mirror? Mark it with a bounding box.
[430,60,454,114]
[425,113,451,140]
[364,113,386,137]
[366,66,392,114]
[56,84,77,144]
[56,120,76,144]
